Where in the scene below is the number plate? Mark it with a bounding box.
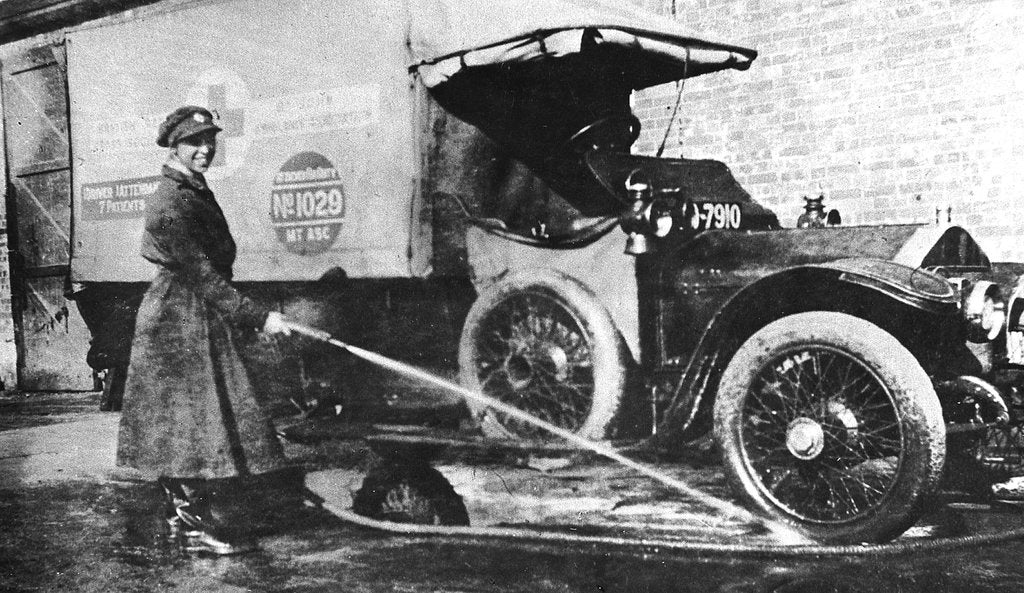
[686,201,744,231]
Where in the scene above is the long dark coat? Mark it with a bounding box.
[116,164,285,480]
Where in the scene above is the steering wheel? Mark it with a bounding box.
[564,114,641,155]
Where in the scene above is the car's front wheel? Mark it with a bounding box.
[713,312,946,544]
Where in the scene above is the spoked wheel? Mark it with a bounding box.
[714,312,945,544]
[978,422,1024,479]
[459,270,629,440]
[970,386,1024,481]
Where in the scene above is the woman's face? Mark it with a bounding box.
[172,130,218,174]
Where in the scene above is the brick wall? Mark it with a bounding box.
[634,0,1024,261]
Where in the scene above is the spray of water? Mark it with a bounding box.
[286,322,810,545]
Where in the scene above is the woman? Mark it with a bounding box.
[116,105,292,555]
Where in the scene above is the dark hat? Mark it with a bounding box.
[156,106,222,147]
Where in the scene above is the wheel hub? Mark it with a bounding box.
[506,355,533,391]
[786,417,826,460]
[505,345,570,390]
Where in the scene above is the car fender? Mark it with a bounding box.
[654,258,960,448]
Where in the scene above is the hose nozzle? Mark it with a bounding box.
[281,320,343,346]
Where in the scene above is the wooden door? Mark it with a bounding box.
[1,42,93,391]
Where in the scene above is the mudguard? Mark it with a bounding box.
[653,258,961,448]
[813,258,958,312]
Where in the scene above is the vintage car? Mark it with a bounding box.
[444,160,1024,545]
[386,0,1024,545]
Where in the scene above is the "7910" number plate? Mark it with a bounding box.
[687,202,743,231]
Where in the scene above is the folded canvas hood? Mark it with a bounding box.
[409,0,758,214]
[410,0,757,89]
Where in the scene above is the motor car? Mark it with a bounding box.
[402,0,1024,545]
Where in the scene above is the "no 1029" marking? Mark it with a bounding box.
[271,188,344,220]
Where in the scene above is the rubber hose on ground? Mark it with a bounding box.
[321,499,1024,559]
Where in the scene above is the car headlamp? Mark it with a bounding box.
[963,280,1006,342]
[646,199,674,238]
[622,169,676,254]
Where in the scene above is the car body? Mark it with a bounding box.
[413,1,1024,544]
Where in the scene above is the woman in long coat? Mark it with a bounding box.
[116,106,291,555]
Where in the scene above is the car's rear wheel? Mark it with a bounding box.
[714,312,946,544]
[458,270,629,440]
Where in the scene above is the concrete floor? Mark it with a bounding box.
[6,392,1024,592]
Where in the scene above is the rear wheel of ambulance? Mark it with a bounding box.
[714,312,946,544]
[458,270,629,441]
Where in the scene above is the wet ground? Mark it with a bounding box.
[6,392,1024,592]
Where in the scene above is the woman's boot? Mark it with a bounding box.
[179,480,257,556]
[159,478,255,555]
[157,477,199,538]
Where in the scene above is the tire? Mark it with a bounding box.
[458,269,629,440]
[713,312,946,544]
[352,462,469,526]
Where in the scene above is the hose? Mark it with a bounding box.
[320,498,1024,559]
[284,321,1024,558]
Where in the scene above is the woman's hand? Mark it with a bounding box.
[262,311,292,336]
